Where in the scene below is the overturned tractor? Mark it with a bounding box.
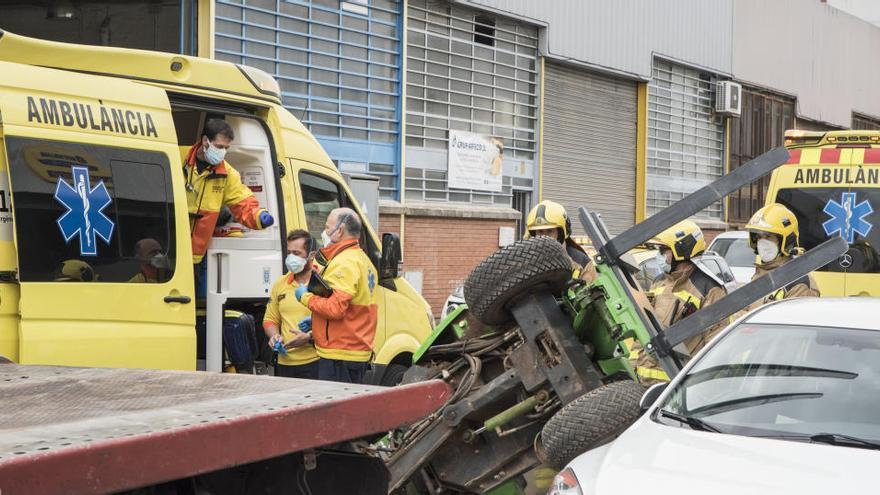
[382,146,847,494]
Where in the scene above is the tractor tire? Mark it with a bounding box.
[464,237,572,325]
[541,380,645,469]
[380,363,409,387]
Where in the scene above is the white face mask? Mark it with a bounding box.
[150,254,171,270]
[321,215,349,247]
[645,252,672,281]
[321,230,334,248]
[757,238,780,263]
[658,253,672,274]
[204,141,227,165]
[285,253,307,274]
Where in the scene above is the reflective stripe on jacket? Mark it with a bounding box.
[648,263,727,354]
[300,239,378,362]
[632,262,727,383]
[752,255,821,302]
[184,142,267,264]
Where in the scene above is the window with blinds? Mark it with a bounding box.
[215,0,402,199]
[404,0,538,204]
[647,59,725,220]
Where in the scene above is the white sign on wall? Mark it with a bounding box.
[498,226,515,247]
[448,130,503,192]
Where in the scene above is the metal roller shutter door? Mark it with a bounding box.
[542,61,637,236]
[647,60,724,220]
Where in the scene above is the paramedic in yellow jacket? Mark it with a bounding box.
[524,200,597,283]
[295,208,378,383]
[184,118,274,266]
[746,203,820,301]
[263,229,320,379]
[633,220,727,383]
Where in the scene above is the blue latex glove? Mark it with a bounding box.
[298,316,312,332]
[259,210,274,228]
[294,284,309,301]
[272,338,288,355]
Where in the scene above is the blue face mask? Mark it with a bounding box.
[285,253,307,274]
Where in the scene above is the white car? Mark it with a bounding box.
[552,297,880,495]
[707,230,756,285]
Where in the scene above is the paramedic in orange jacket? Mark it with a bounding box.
[295,208,378,383]
[185,119,274,295]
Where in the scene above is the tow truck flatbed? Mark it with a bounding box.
[0,364,450,495]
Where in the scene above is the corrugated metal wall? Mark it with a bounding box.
[733,0,880,128]
[471,0,880,135]
[854,113,880,130]
[543,61,637,235]
[464,0,734,79]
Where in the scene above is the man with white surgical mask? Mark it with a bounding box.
[746,203,820,301]
[294,208,378,383]
[263,229,320,379]
[129,238,172,283]
[184,118,275,297]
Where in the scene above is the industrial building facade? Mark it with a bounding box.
[4,0,880,314]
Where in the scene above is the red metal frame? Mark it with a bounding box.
[0,380,450,495]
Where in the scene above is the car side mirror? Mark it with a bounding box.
[380,233,402,280]
[640,382,668,413]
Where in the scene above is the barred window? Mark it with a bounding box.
[647,59,724,219]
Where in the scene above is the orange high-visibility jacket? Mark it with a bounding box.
[184,142,268,264]
[300,239,378,362]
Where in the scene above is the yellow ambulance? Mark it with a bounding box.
[0,30,431,382]
[767,129,880,296]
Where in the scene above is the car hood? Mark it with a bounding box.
[570,416,877,494]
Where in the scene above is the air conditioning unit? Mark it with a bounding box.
[715,81,742,117]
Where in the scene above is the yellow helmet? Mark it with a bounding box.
[746,203,799,256]
[54,260,98,282]
[647,220,706,261]
[525,200,571,239]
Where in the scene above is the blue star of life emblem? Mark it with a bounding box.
[54,166,115,256]
[822,192,873,244]
[367,270,376,294]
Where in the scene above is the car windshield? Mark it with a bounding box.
[709,238,755,268]
[658,323,880,442]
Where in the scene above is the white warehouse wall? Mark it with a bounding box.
[461,0,734,79]
[733,0,880,127]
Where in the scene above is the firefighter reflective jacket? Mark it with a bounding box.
[650,262,727,354]
[300,239,378,362]
[565,240,597,284]
[184,142,268,264]
[631,262,727,382]
[752,255,820,301]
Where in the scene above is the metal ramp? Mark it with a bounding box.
[0,365,450,495]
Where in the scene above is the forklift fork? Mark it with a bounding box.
[580,146,846,379]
